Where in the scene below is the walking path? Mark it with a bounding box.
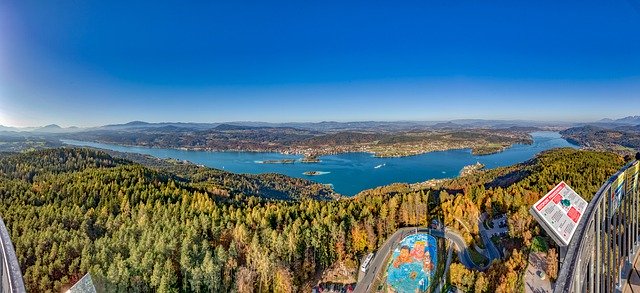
[624,250,640,293]
[524,252,553,293]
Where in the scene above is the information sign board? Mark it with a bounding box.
[530,182,588,246]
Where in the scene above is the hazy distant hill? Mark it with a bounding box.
[0,125,20,132]
[229,119,568,131]
[213,123,256,131]
[597,115,640,126]
[108,120,151,127]
[100,121,217,131]
[448,119,575,129]
[32,124,63,133]
[0,117,598,136]
[222,120,432,131]
[0,124,84,134]
[431,121,463,129]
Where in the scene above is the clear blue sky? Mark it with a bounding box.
[1,0,639,127]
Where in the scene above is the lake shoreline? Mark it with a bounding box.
[61,139,529,160]
[61,132,577,196]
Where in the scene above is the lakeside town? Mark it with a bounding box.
[53,124,535,159]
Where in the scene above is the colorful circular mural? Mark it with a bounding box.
[385,234,437,292]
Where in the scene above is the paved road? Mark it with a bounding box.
[354,228,417,293]
[429,228,478,269]
[434,241,455,293]
[354,227,498,293]
[478,213,502,261]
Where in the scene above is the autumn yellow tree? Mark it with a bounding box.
[449,263,476,292]
[547,248,559,280]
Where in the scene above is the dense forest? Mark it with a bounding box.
[0,147,625,292]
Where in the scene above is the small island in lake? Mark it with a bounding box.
[303,171,330,176]
[300,155,321,163]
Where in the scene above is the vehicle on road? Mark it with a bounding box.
[360,253,374,272]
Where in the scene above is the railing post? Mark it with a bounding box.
[608,186,614,292]
[0,217,26,293]
[596,203,601,293]
[552,160,640,293]
[617,189,622,291]
[589,222,595,293]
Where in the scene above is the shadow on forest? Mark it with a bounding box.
[484,169,531,189]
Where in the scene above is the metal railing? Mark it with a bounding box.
[555,159,640,293]
[0,217,25,293]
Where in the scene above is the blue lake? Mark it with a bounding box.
[62,131,576,196]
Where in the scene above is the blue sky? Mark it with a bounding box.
[1,0,639,127]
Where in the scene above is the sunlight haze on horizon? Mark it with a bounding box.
[1,0,639,127]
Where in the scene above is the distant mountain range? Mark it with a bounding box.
[88,119,574,132]
[597,116,640,126]
[100,121,217,130]
[0,125,17,132]
[0,124,82,133]
[558,116,640,155]
[0,116,637,134]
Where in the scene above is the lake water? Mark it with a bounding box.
[62,131,576,196]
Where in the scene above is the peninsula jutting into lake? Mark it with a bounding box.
[62,122,533,158]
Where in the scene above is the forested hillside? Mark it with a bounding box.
[0,147,625,292]
[560,125,640,155]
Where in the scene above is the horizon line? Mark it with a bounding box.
[2,116,635,129]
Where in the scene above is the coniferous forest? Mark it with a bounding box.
[0,147,625,292]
